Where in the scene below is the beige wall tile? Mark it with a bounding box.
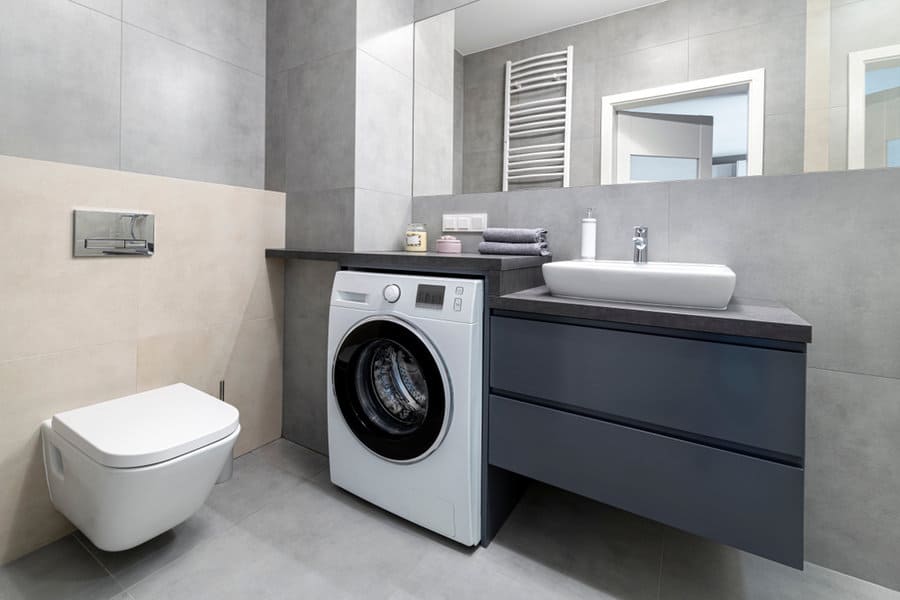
[0,155,286,564]
[224,318,283,457]
[0,341,137,563]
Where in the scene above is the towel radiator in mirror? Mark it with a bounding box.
[502,46,574,191]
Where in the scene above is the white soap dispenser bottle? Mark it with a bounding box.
[581,208,597,260]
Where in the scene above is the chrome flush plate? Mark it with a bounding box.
[73,209,155,257]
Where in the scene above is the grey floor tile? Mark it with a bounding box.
[0,535,125,600]
[126,524,345,600]
[234,477,431,598]
[75,506,235,590]
[250,438,329,482]
[204,451,305,525]
[10,449,900,599]
[658,525,900,600]
[486,483,665,600]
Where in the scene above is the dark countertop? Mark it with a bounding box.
[265,249,550,272]
[491,286,812,344]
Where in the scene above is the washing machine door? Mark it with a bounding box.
[333,317,450,462]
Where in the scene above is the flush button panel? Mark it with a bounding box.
[74,210,155,257]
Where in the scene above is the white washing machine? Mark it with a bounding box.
[327,270,483,546]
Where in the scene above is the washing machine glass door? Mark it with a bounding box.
[333,317,449,462]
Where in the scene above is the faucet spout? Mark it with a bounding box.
[632,226,648,263]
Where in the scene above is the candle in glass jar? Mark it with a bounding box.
[405,223,427,252]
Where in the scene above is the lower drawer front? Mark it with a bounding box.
[489,395,803,567]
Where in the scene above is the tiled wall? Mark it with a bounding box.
[414,0,476,22]
[804,0,900,171]
[413,11,456,197]
[0,155,285,565]
[0,0,266,189]
[460,0,808,193]
[274,0,416,453]
[412,166,900,591]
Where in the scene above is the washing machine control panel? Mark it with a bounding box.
[332,272,483,324]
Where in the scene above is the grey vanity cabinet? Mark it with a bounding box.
[488,314,807,568]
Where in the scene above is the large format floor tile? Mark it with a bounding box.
[4,438,899,600]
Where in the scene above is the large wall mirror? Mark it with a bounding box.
[412,0,900,196]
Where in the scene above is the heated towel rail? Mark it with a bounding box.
[502,46,573,191]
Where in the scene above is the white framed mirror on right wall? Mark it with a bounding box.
[847,44,900,170]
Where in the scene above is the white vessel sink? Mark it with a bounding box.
[542,260,736,310]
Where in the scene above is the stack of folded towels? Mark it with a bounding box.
[478,227,550,256]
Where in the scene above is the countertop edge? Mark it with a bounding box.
[490,288,812,344]
[265,249,550,271]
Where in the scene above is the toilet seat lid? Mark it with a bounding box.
[51,383,240,468]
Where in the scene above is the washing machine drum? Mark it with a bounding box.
[333,319,450,461]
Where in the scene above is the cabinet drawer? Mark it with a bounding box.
[491,316,806,460]
[489,395,803,567]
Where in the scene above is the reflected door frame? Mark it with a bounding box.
[847,43,900,170]
[599,69,766,185]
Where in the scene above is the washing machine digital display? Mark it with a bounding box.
[415,284,445,309]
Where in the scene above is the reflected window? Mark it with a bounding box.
[630,156,698,182]
[864,60,900,169]
[600,70,764,185]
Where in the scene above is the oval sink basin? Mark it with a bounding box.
[542,260,736,310]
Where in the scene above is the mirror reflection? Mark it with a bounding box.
[412,0,900,195]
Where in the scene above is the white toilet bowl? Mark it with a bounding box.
[41,383,240,552]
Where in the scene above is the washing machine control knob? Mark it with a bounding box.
[383,284,401,303]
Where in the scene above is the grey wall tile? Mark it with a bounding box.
[358,0,414,78]
[0,0,120,170]
[355,50,414,196]
[461,79,504,154]
[569,137,599,189]
[504,187,584,260]
[462,148,503,193]
[763,112,805,176]
[453,50,465,194]
[411,191,509,252]
[354,189,412,251]
[414,84,455,196]
[123,0,266,75]
[828,106,848,171]
[606,0,691,56]
[688,0,806,38]
[571,58,596,140]
[121,25,265,189]
[688,14,806,118]
[71,0,122,19]
[266,0,356,75]
[265,75,287,192]
[283,260,338,455]
[284,50,356,194]
[285,188,355,250]
[806,368,900,592]
[668,170,900,380]
[414,0,475,22]
[595,39,690,102]
[594,182,670,262]
[414,10,456,99]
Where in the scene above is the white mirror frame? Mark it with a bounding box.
[847,43,900,171]
[600,68,766,185]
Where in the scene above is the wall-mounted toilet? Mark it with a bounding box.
[41,383,240,552]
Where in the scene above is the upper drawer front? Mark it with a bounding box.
[491,316,806,459]
[489,395,804,568]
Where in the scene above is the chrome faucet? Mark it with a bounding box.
[632,226,648,263]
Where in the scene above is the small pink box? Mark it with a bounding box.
[436,235,462,254]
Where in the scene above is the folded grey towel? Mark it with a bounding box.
[482,227,547,243]
[478,241,551,256]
